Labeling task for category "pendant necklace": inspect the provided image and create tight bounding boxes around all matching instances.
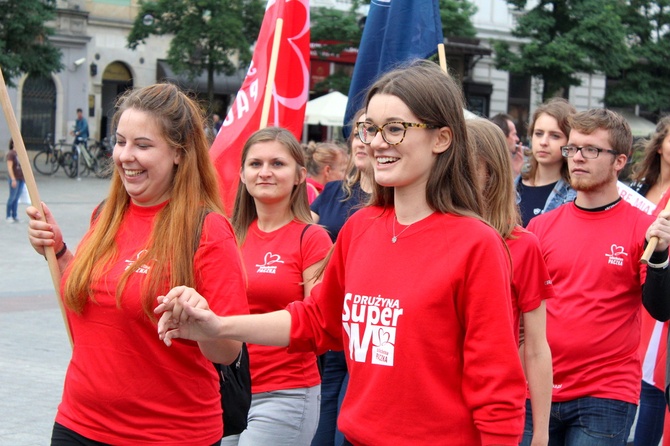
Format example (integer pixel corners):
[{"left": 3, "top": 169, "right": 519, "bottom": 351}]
[{"left": 392, "top": 216, "right": 412, "bottom": 243}]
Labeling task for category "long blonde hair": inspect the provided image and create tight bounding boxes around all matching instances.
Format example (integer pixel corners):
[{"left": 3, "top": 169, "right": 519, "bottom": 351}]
[
  {"left": 64, "top": 83, "right": 223, "bottom": 318},
  {"left": 468, "top": 119, "right": 520, "bottom": 239},
  {"left": 231, "top": 127, "right": 312, "bottom": 245}
]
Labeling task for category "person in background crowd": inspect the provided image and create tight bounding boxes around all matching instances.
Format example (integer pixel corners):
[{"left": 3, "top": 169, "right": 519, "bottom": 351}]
[
  {"left": 155, "top": 60, "right": 527, "bottom": 446},
  {"left": 221, "top": 127, "right": 332, "bottom": 446},
  {"left": 491, "top": 113, "right": 524, "bottom": 177},
  {"left": 516, "top": 98, "right": 577, "bottom": 227},
  {"left": 6, "top": 139, "right": 25, "bottom": 223},
  {"left": 630, "top": 116, "right": 670, "bottom": 446},
  {"left": 527, "top": 108, "right": 670, "bottom": 445},
  {"left": 303, "top": 141, "right": 348, "bottom": 204},
  {"left": 26, "top": 84, "right": 248, "bottom": 445},
  {"left": 469, "top": 118, "right": 554, "bottom": 446},
  {"left": 310, "top": 108, "right": 373, "bottom": 446},
  {"left": 213, "top": 114, "right": 223, "bottom": 134},
  {"left": 71, "top": 108, "right": 89, "bottom": 148}
]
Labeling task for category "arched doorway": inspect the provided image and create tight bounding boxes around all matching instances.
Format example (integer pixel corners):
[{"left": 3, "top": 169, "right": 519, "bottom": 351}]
[
  {"left": 100, "top": 61, "right": 133, "bottom": 140},
  {"left": 20, "top": 75, "right": 57, "bottom": 150}
]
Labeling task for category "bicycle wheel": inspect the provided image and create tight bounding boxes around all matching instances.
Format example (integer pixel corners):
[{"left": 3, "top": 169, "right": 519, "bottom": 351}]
[
  {"left": 33, "top": 150, "right": 58, "bottom": 175},
  {"left": 62, "top": 152, "right": 78, "bottom": 178},
  {"left": 93, "top": 151, "right": 113, "bottom": 178}
]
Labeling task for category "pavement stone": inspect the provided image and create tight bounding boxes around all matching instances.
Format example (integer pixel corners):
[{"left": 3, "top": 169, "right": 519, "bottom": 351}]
[{"left": 0, "top": 155, "right": 111, "bottom": 446}]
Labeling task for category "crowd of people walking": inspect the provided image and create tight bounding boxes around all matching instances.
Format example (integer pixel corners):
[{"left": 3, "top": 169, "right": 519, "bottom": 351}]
[{"left": 20, "top": 59, "right": 670, "bottom": 445}]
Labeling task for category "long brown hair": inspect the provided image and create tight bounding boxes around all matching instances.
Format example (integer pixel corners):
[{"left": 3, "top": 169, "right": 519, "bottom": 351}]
[
  {"left": 468, "top": 119, "right": 520, "bottom": 239},
  {"left": 365, "top": 60, "right": 482, "bottom": 218},
  {"left": 342, "top": 108, "right": 371, "bottom": 200},
  {"left": 522, "top": 97, "right": 575, "bottom": 183},
  {"left": 632, "top": 115, "right": 670, "bottom": 186},
  {"left": 231, "top": 127, "right": 311, "bottom": 245},
  {"left": 64, "top": 83, "right": 223, "bottom": 317}
]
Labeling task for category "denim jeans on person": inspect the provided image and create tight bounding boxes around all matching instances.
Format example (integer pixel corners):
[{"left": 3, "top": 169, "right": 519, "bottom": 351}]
[
  {"left": 547, "top": 396, "right": 636, "bottom": 446},
  {"left": 633, "top": 380, "right": 666, "bottom": 446},
  {"left": 311, "top": 351, "right": 348, "bottom": 446},
  {"left": 221, "top": 384, "right": 320, "bottom": 446},
  {"left": 6, "top": 178, "right": 25, "bottom": 219}
]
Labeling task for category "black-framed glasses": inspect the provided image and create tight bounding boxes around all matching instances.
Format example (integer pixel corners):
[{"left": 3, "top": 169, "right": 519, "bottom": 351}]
[
  {"left": 355, "top": 121, "right": 438, "bottom": 145},
  {"left": 561, "top": 145, "right": 618, "bottom": 159}
]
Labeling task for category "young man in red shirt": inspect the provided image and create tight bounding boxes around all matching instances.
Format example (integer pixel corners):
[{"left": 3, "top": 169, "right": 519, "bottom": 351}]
[{"left": 527, "top": 108, "right": 670, "bottom": 445}]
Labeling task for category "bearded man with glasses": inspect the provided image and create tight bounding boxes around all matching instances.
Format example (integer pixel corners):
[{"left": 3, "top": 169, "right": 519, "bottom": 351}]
[{"left": 526, "top": 108, "right": 670, "bottom": 445}]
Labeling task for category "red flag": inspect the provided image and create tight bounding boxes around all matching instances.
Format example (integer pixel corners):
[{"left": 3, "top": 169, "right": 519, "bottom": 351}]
[{"left": 210, "top": 0, "right": 310, "bottom": 216}]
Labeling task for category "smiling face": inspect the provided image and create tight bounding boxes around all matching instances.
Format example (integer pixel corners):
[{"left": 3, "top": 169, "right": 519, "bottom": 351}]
[
  {"left": 113, "top": 108, "right": 181, "bottom": 207},
  {"left": 365, "top": 94, "right": 446, "bottom": 192},
  {"left": 568, "top": 128, "right": 625, "bottom": 192},
  {"left": 240, "top": 140, "right": 305, "bottom": 206},
  {"left": 531, "top": 113, "right": 567, "bottom": 169}
]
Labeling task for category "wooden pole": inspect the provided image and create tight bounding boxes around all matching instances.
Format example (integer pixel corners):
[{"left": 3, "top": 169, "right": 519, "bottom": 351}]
[
  {"left": 438, "top": 43, "right": 447, "bottom": 73},
  {"left": 641, "top": 198, "right": 670, "bottom": 264},
  {"left": 0, "top": 68, "right": 73, "bottom": 347},
  {"left": 259, "top": 18, "right": 284, "bottom": 129}
]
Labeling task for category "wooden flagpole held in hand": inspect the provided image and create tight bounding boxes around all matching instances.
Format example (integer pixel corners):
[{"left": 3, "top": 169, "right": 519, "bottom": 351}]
[
  {"left": 641, "top": 198, "right": 670, "bottom": 264},
  {"left": 0, "top": 68, "right": 73, "bottom": 347},
  {"left": 259, "top": 18, "right": 284, "bottom": 129}
]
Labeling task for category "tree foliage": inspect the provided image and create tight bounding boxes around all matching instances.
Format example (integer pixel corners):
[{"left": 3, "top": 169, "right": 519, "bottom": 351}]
[
  {"left": 440, "top": 0, "right": 477, "bottom": 38},
  {"left": 0, "top": 0, "right": 63, "bottom": 87},
  {"left": 606, "top": 0, "right": 670, "bottom": 115},
  {"left": 127, "top": 0, "right": 264, "bottom": 108},
  {"left": 494, "top": 0, "right": 633, "bottom": 101}
]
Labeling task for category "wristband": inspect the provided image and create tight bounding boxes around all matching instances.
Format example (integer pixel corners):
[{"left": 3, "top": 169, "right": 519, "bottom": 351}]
[
  {"left": 647, "top": 257, "right": 669, "bottom": 269},
  {"left": 45, "top": 243, "right": 68, "bottom": 260}
]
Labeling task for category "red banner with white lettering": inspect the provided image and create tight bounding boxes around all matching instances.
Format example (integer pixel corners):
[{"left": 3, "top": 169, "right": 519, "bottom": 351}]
[{"left": 210, "top": 0, "right": 310, "bottom": 216}]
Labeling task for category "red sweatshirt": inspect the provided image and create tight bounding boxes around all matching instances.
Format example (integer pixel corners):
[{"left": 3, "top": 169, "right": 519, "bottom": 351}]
[{"left": 287, "top": 207, "right": 526, "bottom": 445}]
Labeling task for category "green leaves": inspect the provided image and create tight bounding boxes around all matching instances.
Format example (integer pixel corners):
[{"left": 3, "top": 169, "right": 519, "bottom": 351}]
[{"left": 0, "top": 0, "right": 63, "bottom": 87}]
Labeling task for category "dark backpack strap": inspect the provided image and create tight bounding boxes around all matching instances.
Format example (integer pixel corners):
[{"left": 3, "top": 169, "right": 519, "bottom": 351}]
[{"left": 299, "top": 223, "right": 312, "bottom": 259}]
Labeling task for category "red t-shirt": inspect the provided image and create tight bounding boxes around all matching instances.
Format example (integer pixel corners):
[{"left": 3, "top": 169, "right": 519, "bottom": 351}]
[
  {"left": 56, "top": 202, "right": 249, "bottom": 445},
  {"left": 528, "top": 201, "right": 654, "bottom": 404},
  {"left": 639, "top": 192, "right": 670, "bottom": 391},
  {"left": 242, "top": 220, "right": 332, "bottom": 393},
  {"left": 507, "top": 226, "right": 556, "bottom": 346},
  {"left": 287, "top": 207, "right": 526, "bottom": 445}
]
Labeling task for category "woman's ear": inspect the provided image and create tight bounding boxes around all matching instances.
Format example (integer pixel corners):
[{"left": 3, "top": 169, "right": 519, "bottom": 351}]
[
  {"left": 239, "top": 167, "right": 246, "bottom": 184},
  {"left": 296, "top": 166, "right": 307, "bottom": 185},
  {"left": 433, "top": 126, "right": 453, "bottom": 154}
]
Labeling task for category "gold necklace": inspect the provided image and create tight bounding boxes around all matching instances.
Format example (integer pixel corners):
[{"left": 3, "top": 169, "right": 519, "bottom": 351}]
[{"left": 392, "top": 216, "right": 412, "bottom": 243}]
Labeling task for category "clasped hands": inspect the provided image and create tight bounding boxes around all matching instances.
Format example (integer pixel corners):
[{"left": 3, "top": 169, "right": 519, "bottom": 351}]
[{"left": 154, "top": 286, "right": 221, "bottom": 346}]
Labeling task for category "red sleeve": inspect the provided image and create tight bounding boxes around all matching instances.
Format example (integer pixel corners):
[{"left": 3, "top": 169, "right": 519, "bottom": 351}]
[
  {"left": 195, "top": 213, "right": 249, "bottom": 317},
  {"left": 510, "top": 228, "right": 556, "bottom": 313},
  {"left": 300, "top": 224, "right": 332, "bottom": 270},
  {"left": 286, "top": 220, "right": 353, "bottom": 354}
]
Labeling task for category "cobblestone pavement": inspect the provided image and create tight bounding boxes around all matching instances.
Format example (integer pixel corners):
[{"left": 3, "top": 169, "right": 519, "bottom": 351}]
[{"left": 0, "top": 156, "right": 111, "bottom": 445}]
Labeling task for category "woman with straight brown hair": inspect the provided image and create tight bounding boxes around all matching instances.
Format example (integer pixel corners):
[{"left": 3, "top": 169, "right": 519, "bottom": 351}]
[
  {"left": 26, "top": 83, "right": 249, "bottom": 445},
  {"left": 225, "top": 127, "right": 332, "bottom": 446},
  {"left": 156, "top": 60, "right": 527, "bottom": 445},
  {"left": 469, "top": 118, "right": 554, "bottom": 446},
  {"left": 516, "top": 98, "right": 577, "bottom": 226}
]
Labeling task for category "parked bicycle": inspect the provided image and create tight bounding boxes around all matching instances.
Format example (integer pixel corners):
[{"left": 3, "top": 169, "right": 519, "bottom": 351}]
[
  {"left": 71, "top": 137, "right": 112, "bottom": 179},
  {"left": 33, "top": 134, "right": 77, "bottom": 178}
]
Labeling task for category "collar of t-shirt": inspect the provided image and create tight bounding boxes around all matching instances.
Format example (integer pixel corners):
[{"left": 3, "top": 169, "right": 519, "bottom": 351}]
[{"left": 574, "top": 197, "right": 622, "bottom": 212}]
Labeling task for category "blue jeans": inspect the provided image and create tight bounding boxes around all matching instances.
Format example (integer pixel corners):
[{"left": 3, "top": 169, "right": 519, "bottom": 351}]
[
  {"left": 633, "top": 380, "right": 666, "bottom": 446},
  {"left": 548, "top": 397, "right": 636, "bottom": 446},
  {"left": 6, "top": 178, "right": 25, "bottom": 219},
  {"left": 311, "top": 351, "right": 348, "bottom": 446},
  {"left": 221, "top": 385, "right": 320, "bottom": 446},
  {"left": 520, "top": 398, "right": 533, "bottom": 446}
]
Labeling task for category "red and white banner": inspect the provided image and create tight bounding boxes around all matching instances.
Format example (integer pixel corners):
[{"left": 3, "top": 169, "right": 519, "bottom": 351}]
[
  {"left": 210, "top": 0, "right": 310, "bottom": 215},
  {"left": 617, "top": 181, "right": 656, "bottom": 215}
]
